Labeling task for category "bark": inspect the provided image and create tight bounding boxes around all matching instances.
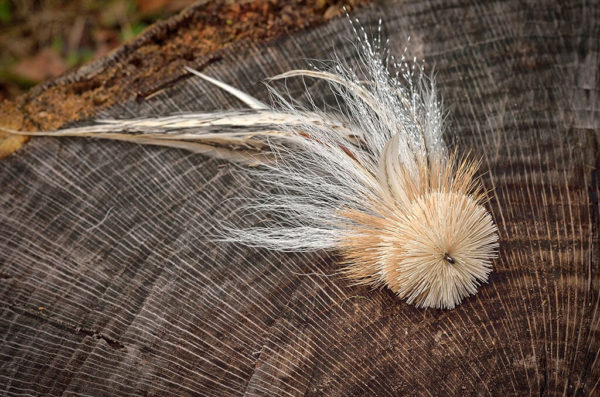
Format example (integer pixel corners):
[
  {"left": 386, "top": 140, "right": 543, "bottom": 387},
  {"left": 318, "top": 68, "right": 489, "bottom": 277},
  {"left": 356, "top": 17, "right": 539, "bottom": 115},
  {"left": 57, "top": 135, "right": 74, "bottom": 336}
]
[{"left": 0, "top": 0, "right": 598, "bottom": 395}]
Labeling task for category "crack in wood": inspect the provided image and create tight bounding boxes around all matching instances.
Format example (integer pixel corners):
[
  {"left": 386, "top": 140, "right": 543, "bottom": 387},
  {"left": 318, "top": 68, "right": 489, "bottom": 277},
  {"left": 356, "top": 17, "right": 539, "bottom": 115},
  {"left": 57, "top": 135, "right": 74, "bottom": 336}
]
[{"left": 6, "top": 303, "right": 126, "bottom": 350}]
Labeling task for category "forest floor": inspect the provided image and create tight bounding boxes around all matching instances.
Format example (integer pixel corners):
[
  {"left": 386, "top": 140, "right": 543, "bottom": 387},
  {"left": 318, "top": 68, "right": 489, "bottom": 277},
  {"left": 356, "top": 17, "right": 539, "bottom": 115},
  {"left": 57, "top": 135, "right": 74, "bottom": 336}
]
[
  {"left": 0, "top": 0, "right": 199, "bottom": 100},
  {"left": 0, "top": 0, "right": 366, "bottom": 158},
  {"left": 0, "top": 0, "right": 363, "bottom": 101}
]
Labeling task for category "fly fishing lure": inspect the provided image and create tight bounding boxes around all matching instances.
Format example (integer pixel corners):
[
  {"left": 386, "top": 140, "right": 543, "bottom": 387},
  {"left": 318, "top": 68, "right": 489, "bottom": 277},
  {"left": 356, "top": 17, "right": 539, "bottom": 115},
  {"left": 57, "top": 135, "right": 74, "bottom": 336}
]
[{"left": 3, "top": 22, "right": 498, "bottom": 309}]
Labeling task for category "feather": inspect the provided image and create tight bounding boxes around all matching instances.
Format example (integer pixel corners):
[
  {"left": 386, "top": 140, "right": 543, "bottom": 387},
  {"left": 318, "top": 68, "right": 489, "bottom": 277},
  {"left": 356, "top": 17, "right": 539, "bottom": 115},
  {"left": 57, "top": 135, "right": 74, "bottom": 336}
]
[
  {"left": 2, "top": 19, "right": 498, "bottom": 309},
  {"left": 183, "top": 66, "right": 269, "bottom": 110}
]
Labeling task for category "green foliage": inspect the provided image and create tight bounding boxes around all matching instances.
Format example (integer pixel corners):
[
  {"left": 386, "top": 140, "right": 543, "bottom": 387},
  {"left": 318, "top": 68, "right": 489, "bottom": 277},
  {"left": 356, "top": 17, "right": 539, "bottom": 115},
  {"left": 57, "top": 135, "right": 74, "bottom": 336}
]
[
  {"left": 120, "top": 21, "right": 147, "bottom": 41},
  {"left": 66, "top": 48, "right": 93, "bottom": 67},
  {"left": 0, "top": 0, "right": 12, "bottom": 24}
]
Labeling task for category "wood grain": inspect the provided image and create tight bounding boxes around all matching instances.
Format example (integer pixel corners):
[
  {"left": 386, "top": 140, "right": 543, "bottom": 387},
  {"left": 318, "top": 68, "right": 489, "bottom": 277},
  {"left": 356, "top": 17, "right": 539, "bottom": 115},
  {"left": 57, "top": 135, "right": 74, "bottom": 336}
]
[{"left": 0, "top": 0, "right": 598, "bottom": 395}]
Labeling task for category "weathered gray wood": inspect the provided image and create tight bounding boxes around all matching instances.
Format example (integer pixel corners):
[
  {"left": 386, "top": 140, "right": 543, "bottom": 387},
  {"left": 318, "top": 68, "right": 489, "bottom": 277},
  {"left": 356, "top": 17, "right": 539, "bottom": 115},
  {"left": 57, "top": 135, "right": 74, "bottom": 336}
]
[{"left": 1, "top": 0, "right": 598, "bottom": 395}]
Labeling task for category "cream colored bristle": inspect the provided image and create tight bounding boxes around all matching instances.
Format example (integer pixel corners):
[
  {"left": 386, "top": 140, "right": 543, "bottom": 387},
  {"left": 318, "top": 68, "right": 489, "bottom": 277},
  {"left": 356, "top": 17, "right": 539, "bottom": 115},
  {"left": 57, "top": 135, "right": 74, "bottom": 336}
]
[{"left": 340, "top": 155, "right": 498, "bottom": 309}]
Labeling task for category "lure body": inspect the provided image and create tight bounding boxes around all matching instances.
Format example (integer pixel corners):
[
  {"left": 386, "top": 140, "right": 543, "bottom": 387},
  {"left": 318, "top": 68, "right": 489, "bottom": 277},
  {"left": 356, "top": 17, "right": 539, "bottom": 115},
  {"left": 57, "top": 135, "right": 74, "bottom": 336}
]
[{"left": 3, "top": 25, "right": 498, "bottom": 309}]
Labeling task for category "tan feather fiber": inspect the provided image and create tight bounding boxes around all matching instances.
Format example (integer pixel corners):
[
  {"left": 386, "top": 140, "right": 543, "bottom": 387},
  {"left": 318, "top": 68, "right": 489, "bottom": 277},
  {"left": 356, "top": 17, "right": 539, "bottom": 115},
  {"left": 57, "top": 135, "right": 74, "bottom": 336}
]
[{"left": 339, "top": 153, "right": 498, "bottom": 309}]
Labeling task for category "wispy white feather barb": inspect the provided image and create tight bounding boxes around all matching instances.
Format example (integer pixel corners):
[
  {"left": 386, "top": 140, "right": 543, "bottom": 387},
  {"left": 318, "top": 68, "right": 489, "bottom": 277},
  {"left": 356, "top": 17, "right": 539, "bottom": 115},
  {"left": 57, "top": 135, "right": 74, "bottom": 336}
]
[
  {"left": 3, "top": 22, "right": 445, "bottom": 252},
  {"left": 4, "top": 18, "right": 498, "bottom": 309},
  {"left": 224, "top": 23, "right": 446, "bottom": 251}
]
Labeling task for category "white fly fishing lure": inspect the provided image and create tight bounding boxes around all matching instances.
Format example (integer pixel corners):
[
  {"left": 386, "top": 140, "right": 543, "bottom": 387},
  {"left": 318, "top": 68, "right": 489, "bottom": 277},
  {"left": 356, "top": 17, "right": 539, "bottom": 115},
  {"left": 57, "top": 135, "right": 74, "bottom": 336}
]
[{"left": 3, "top": 21, "right": 498, "bottom": 309}]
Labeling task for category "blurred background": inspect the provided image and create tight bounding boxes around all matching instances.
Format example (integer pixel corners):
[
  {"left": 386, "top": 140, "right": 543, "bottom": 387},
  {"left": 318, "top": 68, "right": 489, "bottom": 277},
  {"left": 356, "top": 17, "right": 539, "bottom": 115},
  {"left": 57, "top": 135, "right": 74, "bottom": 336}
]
[{"left": 0, "top": 0, "right": 197, "bottom": 100}]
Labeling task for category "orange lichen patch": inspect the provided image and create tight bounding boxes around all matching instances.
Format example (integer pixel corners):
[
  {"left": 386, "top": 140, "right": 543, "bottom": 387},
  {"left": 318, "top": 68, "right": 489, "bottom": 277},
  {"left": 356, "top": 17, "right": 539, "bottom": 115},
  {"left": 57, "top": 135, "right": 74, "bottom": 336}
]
[
  {"left": 0, "top": 134, "right": 29, "bottom": 159},
  {"left": 0, "top": 100, "right": 29, "bottom": 159},
  {"left": 0, "top": 0, "right": 371, "bottom": 156}
]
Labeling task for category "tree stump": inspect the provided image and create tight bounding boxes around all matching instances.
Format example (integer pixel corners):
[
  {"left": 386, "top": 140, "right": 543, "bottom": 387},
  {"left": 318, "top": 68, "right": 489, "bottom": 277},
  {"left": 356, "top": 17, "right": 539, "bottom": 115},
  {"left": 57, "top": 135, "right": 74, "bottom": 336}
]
[{"left": 0, "top": 0, "right": 598, "bottom": 395}]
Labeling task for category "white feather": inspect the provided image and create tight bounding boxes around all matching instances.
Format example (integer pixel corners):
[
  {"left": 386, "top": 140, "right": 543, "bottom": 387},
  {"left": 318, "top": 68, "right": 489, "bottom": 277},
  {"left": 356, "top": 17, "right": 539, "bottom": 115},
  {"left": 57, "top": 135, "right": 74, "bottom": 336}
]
[{"left": 2, "top": 19, "right": 498, "bottom": 309}]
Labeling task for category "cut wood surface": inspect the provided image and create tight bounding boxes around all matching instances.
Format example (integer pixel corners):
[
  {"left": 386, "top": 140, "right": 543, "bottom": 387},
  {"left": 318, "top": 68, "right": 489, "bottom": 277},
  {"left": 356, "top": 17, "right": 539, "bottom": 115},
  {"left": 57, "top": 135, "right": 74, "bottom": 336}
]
[{"left": 0, "top": 0, "right": 598, "bottom": 395}]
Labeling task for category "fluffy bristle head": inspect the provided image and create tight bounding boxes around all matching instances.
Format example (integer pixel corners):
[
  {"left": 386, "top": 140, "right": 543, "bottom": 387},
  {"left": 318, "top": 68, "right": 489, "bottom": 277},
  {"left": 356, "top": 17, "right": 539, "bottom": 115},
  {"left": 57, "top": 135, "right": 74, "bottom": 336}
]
[
  {"left": 340, "top": 155, "right": 498, "bottom": 309},
  {"left": 383, "top": 191, "right": 498, "bottom": 309}
]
